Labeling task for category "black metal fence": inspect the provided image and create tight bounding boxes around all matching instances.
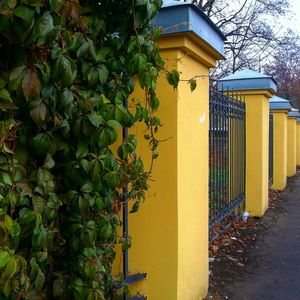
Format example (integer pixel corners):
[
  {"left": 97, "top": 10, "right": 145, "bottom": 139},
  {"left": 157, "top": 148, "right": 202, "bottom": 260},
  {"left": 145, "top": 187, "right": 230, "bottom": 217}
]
[
  {"left": 269, "top": 113, "right": 274, "bottom": 185},
  {"left": 113, "top": 100, "right": 147, "bottom": 300},
  {"left": 209, "top": 83, "right": 246, "bottom": 241}
]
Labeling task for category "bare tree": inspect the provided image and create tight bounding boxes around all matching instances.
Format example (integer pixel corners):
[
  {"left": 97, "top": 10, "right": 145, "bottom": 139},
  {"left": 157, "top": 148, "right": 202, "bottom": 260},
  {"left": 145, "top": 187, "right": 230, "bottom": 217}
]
[
  {"left": 184, "top": 0, "right": 294, "bottom": 77},
  {"left": 264, "top": 37, "right": 300, "bottom": 108}
]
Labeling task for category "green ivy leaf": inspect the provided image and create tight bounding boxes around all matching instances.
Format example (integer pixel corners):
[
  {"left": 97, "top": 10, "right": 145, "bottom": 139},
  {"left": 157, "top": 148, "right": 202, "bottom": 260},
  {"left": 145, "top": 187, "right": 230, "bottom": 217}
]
[
  {"left": 30, "top": 102, "right": 47, "bottom": 128},
  {"left": 80, "top": 159, "right": 90, "bottom": 174},
  {"left": 87, "top": 113, "right": 105, "bottom": 127},
  {"left": 34, "top": 269, "right": 45, "bottom": 293},
  {"left": 52, "top": 55, "right": 75, "bottom": 87},
  {"left": 81, "top": 182, "right": 93, "bottom": 193},
  {"left": 0, "top": 94, "right": 17, "bottom": 110},
  {"left": 2, "top": 172, "right": 12, "bottom": 186},
  {"left": 36, "top": 11, "right": 54, "bottom": 44},
  {"left": 11, "top": 222, "right": 20, "bottom": 247},
  {"left": 32, "top": 225, "right": 46, "bottom": 248},
  {"left": 166, "top": 70, "right": 180, "bottom": 89},
  {"left": 107, "top": 120, "right": 122, "bottom": 129},
  {"left": 0, "top": 251, "right": 10, "bottom": 268},
  {"left": 4, "top": 214, "right": 13, "bottom": 233},
  {"left": 74, "top": 278, "right": 84, "bottom": 299},
  {"left": 127, "top": 134, "right": 137, "bottom": 152},
  {"left": 117, "top": 144, "right": 127, "bottom": 160},
  {"left": 103, "top": 171, "right": 118, "bottom": 188},
  {"left": 0, "top": 88, "right": 12, "bottom": 102},
  {"left": 49, "top": 0, "right": 64, "bottom": 12},
  {"left": 22, "top": 0, "right": 45, "bottom": 7},
  {"left": 19, "top": 208, "right": 36, "bottom": 225},
  {"left": 3, "top": 280, "right": 11, "bottom": 297},
  {"left": 77, "top": 41, "right": 90, "bottom": 58},
  {"left": 98, "top": 221, "right": 113, "bottom": 240},
  {"left": 60, "top": 56, "right": 74, "bottom": 87},
  {"left": 0, "top": 0, "right": 17, "bottom": 16},
  {"left": 94, "top": 197, "right": 105, "bottom": 210},
  {"left": 61, "top": 88, "right": 74, "bottom": 107},
  {"left": 87, "top": 291, "right": 94, "bottom": 300},
  {"left": 189, "top": 79, "right": 197, "bottom": 92},
  {"left": 98, "top": 129, "right": 110, "bottom": 148},
  {"left": 149, "top": 96, "right": 159, "bottom": 111},
  {"left": 91, "top": 161, "right": 101, "bottom": 180},
  {"left": 135, "top": 0, "right": 147, "bottom": 6},
  {"left": 76, "top": 143, "right": 88, "bottom": 160},
  {"left": 33, "top": 196, "right": 45, "bottom": 213},
  {"left": 37, "top": 168, "right": 55, "bottom": 193},
  {"left": 134, "top": 11, "right": 146, "bottom": 29},
  {"left": 87, "top": 66, "right": 98, "bottom": 86},
  {"left": 33, "top": 133, "right": 51, "bottom": 156},
  {"left": 43, "top": 154, "right": 55, "bottom": 169},
  {"left": 53, "top": 277, "right": 65, "bottom": 298},
  {"left": 13, "top": 5, "right": 34, "bottom": 24},
  {"left": 131, "top": 53, "right": 147, "bottom": 73},
  {"left": 96, "top": 47, "right": 110, "bottom": 62},
  {"left": 0, "top": 77, "right": 6, "bottom": 89},
  {"left": 9, "top": 65, "right": 26, "bottom": 91},
  {"left": 87, "top": 38, "right": 97, "bottom": 61},
  {"left": 78, "top": 196, "right": 90, "bottom": 214},
  {"left": 3, "top": 256, "right": 17, "bottom": 279},
  {"left": 98, "top": 65, "right": 108, "bottom": 84}
]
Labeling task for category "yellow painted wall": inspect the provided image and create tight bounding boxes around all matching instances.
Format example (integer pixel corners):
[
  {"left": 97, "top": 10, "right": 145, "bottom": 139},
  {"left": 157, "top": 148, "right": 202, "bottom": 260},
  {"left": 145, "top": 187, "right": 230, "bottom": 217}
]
[
  {"left": 177, "top": 51, "right": 209, "bottom": 300},
  {"left": 297, "top": 124, "right": 300, "bottom": 167},
  {"left": 114, "top": 48, "right": 179, "bottom": 300},
  {"left": 238, "top": 91, "right": 272, "bottom": 217},
  {"left": 112, "top": 34, "right": 221, "bottom": 300},
  {"left": 287, "top": 117, "right": 297, "bottom": 176},
  {"left": 272, "top": 111, "right": 288, "bottom": 190}
]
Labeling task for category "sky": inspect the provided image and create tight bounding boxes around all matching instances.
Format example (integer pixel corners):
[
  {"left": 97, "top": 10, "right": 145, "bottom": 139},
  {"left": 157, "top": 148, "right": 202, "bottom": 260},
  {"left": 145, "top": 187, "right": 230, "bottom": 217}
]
[{"left": 284, "top": 0, "right": 300, "bottom": 34}]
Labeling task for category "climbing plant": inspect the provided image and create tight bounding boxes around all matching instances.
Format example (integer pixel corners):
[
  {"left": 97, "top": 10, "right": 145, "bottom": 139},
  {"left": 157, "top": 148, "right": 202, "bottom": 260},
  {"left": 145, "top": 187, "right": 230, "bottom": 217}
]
[{"left": 0, "top": 0, "right": 179, "bottom": 299}]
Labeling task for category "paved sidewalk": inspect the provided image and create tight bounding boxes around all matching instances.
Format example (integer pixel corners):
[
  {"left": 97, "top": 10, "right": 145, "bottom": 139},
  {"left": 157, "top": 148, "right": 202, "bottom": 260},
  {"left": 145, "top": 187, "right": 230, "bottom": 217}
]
[{"left": 223, "top": 172, "right": 300, "bottom": 300}]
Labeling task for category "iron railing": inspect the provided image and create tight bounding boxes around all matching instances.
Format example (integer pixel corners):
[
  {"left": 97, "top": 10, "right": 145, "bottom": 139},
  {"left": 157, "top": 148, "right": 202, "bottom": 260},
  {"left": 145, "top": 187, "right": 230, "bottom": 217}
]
[
  {"left": 269, "top": 113, "right": 274, "bottom": 185},
  {"left": 209, "top": 82, "right": 246, "bottom": 241}
]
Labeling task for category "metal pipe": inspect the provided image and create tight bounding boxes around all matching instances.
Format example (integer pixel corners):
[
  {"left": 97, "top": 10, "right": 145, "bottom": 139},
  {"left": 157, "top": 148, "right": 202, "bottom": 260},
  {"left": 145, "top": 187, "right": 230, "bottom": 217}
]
[{"left": 122, "top": 98, "right": 129, "bottom": 300}]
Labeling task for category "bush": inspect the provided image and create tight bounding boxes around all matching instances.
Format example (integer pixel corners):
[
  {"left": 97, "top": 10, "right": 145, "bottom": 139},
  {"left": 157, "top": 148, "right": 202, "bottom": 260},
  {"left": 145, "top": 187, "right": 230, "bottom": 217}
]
[{"left": 0, "top": 0, "right": 166, "bottom": 298}]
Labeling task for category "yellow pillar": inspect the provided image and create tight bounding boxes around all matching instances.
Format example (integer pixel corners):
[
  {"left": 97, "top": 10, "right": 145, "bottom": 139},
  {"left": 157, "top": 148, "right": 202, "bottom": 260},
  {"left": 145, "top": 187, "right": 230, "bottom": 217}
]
[
  {"left": 271, "top": 110, "right": 288, "bottom": 190},
  {"left": 287, "top": 116, "right": 297, "bottom": 176},
  {"left": 219, "top": 70, "right": 277, "bottom": 217},
  {"left": 297, "top": 120, "right": 300, "bottom": 167},
  {"left": 115, "top": 4, "right": 226, "bottom": 300},
  {"left": 244, "top": 91, "right": 273, "bottom": 216},
  {"left": 128, "top": 37, "right": 220, "bottom": 300}
]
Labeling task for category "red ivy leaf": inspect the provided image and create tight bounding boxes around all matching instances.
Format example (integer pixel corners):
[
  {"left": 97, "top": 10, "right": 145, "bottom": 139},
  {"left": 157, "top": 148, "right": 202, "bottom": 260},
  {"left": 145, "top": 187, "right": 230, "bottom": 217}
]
[{"left": 22, "top": 69, "right": 41, "bottom": 101}]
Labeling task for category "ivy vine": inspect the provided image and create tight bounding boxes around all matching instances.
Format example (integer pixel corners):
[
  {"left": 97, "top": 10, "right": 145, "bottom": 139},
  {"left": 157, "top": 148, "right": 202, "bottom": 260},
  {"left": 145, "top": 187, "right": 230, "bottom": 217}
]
[{"left": 0, "top": 0, "right": 180, "bottom": 299}]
